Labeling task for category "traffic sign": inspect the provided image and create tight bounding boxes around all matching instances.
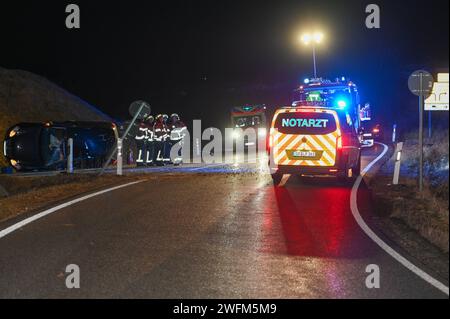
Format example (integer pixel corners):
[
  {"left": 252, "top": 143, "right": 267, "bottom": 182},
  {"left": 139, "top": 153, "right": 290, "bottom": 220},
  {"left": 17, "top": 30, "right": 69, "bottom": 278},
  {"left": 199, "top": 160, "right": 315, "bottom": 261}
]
[
  {"left": 408, "top": 70, "right": 434, "bottom": 192},
  {"left": 425, "top": 73, "right": 449, "bottom": 111},
  {"left": 129, "top": 100, "right": 151, "bottom": 120},
  {"left": 101, "top": 100, "right": 151, "bottom": 175},
  {"left": 408, "top": 70, "right": 434, "bottom": 98}
]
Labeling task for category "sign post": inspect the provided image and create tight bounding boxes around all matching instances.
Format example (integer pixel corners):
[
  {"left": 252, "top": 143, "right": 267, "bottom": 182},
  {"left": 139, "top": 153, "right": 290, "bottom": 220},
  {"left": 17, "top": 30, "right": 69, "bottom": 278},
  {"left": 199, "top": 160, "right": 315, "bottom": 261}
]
[
  {"left": 393, "top": 142, "right": 403, "bottom": 185},
  {"left": 428, "top": 111, "right": 432, "bottom": 138},
  {"left": 67, "top": 138, "right": 74, "bottom": 174},
  {"left": 99, "top": 101, "right": 151, "bottom": 175},
  {"left": 117, "top": 138, "right": 123, "bottom": 176},
  {"left": 392, "top": 124, "right": 397, "bottom": 143},
  {"left": 408, "top": 70, "right": 434, "bottom": 192}
]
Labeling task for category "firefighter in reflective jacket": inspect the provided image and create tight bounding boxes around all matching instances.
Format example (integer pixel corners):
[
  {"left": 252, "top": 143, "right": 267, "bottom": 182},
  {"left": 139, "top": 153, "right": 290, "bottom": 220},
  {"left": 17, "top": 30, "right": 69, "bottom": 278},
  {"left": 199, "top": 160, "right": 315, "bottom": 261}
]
[
  {"left": 162, "top": 114, "right": 172, "bottom": 163},
  {"left": 169, "top": 114, "right": 187, "bottom": 165},
  {"left": 135, "top": 120, "right": 148, "bottom": 166},
  {"left": 154, "top": 114, "right": 169, "bottom": 166},
  {"left": 144, "top": 115, "right": 155, "bottom": 165}
]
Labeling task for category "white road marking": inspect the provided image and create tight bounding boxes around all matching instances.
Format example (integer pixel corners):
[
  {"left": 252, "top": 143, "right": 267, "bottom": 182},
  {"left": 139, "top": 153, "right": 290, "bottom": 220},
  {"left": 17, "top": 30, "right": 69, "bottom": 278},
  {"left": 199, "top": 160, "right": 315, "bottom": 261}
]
[
  {"left": 0, "top": 181, "right": 144, "bottom": 240},
  {"left": 351, "top": 143, "right": 449, "bottom": 296},
  {"left": 279, "top": 174, "right": 291, "bottom": 187}
]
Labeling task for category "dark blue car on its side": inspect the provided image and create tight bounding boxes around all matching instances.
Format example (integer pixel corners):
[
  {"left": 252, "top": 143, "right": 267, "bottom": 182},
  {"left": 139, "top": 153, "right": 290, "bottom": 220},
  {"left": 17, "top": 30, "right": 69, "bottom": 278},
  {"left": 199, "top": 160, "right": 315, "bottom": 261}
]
[{"left": 3, "top": 121, "right": 118, "bottom": 171}]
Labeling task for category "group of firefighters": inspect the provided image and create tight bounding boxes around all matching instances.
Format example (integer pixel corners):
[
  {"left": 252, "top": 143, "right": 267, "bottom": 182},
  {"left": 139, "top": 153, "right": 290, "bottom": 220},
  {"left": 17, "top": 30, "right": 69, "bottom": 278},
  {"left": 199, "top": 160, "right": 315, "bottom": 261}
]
[{"left": 135, "top": 113, "right": 187, "bottom": 166}]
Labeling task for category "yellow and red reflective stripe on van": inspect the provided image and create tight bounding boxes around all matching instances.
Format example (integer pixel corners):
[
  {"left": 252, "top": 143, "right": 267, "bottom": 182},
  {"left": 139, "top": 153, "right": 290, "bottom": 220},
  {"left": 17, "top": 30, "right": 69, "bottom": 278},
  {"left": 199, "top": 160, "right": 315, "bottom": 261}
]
[{"left": 271, "top": 108, "right": 342, "bottom": 167}]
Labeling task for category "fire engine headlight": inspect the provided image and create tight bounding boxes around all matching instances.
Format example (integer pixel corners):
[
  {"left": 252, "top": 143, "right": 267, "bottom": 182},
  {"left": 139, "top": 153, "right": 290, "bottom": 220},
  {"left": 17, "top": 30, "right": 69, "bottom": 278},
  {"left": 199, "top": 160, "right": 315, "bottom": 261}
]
[{"left": 258, "top": 128, "right": 267, "bottom": 137}]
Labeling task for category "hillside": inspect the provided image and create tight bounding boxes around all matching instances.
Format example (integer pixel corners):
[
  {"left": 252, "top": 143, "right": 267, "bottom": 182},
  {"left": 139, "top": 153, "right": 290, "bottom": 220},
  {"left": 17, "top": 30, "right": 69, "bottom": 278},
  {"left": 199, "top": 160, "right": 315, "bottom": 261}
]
[{"left": 0, "top": 67, "right": 112, "bottom": 166}]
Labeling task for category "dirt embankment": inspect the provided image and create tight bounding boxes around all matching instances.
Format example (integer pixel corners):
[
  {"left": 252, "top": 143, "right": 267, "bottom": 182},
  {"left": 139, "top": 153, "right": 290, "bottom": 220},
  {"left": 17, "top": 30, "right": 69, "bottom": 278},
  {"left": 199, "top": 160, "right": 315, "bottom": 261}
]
[{"left": 0, "top": 66, "right": 112, "bottom": 166}]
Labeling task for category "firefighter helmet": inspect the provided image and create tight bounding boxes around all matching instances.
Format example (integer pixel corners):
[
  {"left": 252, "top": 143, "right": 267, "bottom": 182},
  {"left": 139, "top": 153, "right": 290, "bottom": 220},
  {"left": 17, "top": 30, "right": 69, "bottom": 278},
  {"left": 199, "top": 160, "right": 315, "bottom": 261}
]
[{"left": 171, "top": 113, "right": 180, "bottom": 121}]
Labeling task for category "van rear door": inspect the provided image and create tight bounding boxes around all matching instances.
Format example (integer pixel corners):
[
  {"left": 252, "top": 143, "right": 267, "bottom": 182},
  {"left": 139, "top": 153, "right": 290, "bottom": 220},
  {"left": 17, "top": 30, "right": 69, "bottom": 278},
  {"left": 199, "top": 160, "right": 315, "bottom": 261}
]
[{"left": 272, "top": 109, "right": 340, "bottom": 167}]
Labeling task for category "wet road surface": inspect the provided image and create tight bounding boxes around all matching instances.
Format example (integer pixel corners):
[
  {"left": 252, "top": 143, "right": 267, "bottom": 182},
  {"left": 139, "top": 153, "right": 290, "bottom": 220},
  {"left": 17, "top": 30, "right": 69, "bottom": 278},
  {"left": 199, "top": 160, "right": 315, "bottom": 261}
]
[{"left": 0, "top": 145, "right": 448, "bottom": 298}]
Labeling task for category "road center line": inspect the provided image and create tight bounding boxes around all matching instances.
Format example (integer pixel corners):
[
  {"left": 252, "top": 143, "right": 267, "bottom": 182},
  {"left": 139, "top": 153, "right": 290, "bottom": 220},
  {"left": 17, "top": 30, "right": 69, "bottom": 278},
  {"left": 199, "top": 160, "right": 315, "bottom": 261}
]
[
  {"left": 350, "top": 143, "right": 449, "bottom": 296},
  {"left": 0, "top": 181, "right": 144, "bottom": 240}
]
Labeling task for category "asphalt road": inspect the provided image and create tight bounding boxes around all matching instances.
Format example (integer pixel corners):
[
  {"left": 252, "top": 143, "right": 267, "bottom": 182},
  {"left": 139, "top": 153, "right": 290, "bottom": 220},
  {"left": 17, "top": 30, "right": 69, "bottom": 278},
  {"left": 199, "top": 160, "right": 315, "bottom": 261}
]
[{"left": 0, "top": 145, "right": 448, "bottom": 298}]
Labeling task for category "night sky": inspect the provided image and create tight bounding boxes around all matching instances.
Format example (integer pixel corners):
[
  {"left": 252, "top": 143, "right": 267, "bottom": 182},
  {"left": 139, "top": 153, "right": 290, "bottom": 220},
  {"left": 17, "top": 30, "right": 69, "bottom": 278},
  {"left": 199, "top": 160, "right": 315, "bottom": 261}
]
[{"left": 1, "top": 0, "right": 448, "bottom": 129}]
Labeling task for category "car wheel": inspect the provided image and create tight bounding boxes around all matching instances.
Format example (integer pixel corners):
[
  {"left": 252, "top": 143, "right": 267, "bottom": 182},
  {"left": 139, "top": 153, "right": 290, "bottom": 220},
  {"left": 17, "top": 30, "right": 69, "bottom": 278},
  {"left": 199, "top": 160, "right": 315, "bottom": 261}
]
[{"left": 271, "top": 173, "right": 283, "bottom": 186}]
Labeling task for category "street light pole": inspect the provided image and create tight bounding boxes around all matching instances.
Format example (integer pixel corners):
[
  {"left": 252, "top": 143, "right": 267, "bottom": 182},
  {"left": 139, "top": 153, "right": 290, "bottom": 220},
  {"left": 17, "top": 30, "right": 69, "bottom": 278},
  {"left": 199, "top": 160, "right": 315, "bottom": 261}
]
[
  {"left": 312, "top": 44, "right": 317, "bottom": 79},
  {"left": 301, "top": 32, "right": 323, "bottom": 80}
]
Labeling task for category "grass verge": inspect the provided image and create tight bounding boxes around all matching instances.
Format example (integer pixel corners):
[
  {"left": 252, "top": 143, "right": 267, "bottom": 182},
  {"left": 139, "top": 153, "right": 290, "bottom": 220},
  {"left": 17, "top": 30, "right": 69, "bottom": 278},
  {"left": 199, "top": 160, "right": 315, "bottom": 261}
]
[
  {"left": 371, "top": 131, "right": 449, "bottom": 253},
  {"left": 0, "top": 174, "right": 143, "bottom": 223}
]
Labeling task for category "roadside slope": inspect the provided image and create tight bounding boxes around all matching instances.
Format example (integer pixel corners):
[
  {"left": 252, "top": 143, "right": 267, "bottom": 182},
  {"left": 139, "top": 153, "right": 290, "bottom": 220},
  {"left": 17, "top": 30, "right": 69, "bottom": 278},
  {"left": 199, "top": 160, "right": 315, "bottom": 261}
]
[{"left": 0, "top": 66, "right": 113, "bottom": 166}]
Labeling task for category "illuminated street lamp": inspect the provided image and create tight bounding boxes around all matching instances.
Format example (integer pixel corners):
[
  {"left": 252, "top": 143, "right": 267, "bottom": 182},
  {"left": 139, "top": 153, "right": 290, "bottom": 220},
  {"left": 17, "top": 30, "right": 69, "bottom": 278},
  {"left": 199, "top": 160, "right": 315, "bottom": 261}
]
[{"left": 300, "top": 32, "right": 324, "bottom": 79}]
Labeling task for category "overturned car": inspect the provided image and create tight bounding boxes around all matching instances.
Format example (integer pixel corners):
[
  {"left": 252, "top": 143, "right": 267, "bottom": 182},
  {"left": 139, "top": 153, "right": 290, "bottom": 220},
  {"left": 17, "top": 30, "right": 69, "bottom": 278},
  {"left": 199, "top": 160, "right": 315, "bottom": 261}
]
[{"left": 3, "top": 121, "right": 118, "bottom": 171}]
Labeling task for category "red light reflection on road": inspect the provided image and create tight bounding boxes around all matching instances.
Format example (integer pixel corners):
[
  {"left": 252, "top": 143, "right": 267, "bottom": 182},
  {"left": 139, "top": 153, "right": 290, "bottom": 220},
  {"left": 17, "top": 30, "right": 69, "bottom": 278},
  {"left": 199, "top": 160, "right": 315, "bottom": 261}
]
[{"left": 260, "top": 177, "right": 375, "bottom": 258}]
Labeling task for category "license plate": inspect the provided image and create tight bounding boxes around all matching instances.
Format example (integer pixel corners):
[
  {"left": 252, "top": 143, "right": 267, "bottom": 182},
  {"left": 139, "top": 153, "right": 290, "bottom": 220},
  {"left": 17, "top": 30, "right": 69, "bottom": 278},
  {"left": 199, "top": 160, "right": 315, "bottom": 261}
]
[{"left": 293, "top": 150, "right": 316, "bottom": 158}]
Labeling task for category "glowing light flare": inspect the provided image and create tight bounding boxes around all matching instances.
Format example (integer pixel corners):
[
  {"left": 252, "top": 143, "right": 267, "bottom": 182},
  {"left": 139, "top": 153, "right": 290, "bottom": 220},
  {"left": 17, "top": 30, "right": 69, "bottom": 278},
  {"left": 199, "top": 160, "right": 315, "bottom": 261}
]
[
  {"left": 313, "top": 32, "right": 324, "bottom": 43},
  {"left": 301, "top": 33, "right": 312, "bottom": 45},
  {"left": 337, "top": 100, "right": 347, "bottom": 108},
  {"left": 300, "top": 32, "right": 324, "bottom": 45},
  {"left": 258, "top": 128, "right": 267, "bottom": 137}
]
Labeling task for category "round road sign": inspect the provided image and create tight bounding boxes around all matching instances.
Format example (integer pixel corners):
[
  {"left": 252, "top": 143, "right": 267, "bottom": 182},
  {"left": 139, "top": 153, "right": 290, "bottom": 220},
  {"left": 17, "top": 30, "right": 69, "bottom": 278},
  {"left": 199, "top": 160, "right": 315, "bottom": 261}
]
[
  {"left": 408, "top": 70, "right": 434, "bottom": 97},
  {"left": 129, "top": 100, "right": 151, "bottom": 120}
]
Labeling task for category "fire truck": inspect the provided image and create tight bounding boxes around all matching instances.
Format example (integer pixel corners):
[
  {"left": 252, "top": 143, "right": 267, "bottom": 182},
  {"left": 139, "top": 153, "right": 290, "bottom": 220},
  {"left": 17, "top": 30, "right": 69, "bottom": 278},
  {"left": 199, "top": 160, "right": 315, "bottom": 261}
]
[
  {"left": 292, "top": 77, "right": 373, "bottom": 147},
  {"left": 230, "top": 105, "right": 267, "bottom": 149},
  {"left": 231, "top": 105, "right": 267, "bottom": 129}
]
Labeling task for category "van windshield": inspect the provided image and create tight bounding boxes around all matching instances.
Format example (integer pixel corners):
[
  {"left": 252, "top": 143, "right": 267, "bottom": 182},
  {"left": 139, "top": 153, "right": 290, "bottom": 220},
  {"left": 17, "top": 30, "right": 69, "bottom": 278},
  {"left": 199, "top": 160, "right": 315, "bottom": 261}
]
[{"left": 274, "top": 112, "right": 337, "bottom": 135}]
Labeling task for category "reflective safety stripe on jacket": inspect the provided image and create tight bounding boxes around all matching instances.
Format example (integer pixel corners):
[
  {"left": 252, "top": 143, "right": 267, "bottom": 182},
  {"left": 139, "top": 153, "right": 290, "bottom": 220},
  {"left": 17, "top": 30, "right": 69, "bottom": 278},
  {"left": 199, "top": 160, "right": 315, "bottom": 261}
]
[
  {"left": 146, "top": 129, "right": 155, "bottom": 142},
  {"left": 135, "top": 125, "right": 148, "bottom": 141},
  {"left": 154, "top": 124, "right": 169, "bottom": 141},
  {"left": 170, "top": 126, "right": 187, "bottom": 141}
]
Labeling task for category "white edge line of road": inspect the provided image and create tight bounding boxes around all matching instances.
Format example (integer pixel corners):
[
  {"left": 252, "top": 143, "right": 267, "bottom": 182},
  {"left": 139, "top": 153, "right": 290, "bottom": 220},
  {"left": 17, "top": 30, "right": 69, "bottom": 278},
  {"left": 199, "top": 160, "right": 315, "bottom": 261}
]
[
  {"left": 351, "top": 142, "right": 449, "bottom": 296},
  {"left": 0, "top": 180, "right": 144, "bottom": 240}
]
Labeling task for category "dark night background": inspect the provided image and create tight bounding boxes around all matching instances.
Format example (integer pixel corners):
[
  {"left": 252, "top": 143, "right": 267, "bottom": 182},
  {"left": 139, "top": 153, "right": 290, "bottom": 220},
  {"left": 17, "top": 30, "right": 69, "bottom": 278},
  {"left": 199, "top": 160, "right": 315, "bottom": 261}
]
[{"left": 0, "top": 0, "right": 448, "bottom": 130}]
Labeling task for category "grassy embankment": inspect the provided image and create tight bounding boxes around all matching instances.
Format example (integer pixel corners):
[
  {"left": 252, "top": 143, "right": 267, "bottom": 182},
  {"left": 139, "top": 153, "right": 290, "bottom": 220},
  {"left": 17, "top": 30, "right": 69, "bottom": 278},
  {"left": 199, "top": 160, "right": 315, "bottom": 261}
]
[{"left": 371, "top": 129, "right": 449, "bottom": 252}]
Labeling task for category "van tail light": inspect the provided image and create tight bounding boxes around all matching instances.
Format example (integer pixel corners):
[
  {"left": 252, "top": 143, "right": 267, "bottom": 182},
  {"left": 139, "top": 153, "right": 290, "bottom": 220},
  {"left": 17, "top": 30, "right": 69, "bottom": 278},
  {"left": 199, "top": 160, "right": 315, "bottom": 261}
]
[
  {"left": 337, "top": 136, "right": 343, "bottom": 150},
  {"left": 266, "top": 133, "right": 273, "bottom": 154}
]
